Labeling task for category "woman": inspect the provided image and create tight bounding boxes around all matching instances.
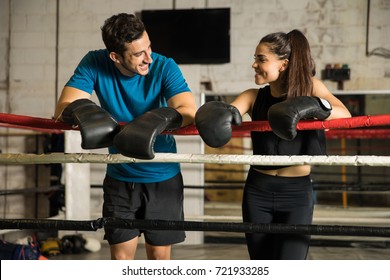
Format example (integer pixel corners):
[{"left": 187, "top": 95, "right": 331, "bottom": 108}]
[{"left": 195, "top": 29, "right": 351, "bottom": 259}]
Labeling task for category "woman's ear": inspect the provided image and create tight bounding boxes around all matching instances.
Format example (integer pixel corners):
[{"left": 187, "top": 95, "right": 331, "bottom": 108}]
[{"left": 279, "top": 59, "right": 289, "bottom": 72}]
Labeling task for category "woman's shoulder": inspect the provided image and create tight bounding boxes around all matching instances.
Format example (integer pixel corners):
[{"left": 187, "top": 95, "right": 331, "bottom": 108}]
[
  {"left": 236, "top": 88, "right": 261, "bottom": 105},
  {"left": 241, "top": 88, "right": 259, "bottom": 96},
  {"left": 312, "top": 76, "right": 328, "bottom": 90},
  {"left": 312, "top": 77, "right": 332, "bottom": 97},
  {"left": 241, "top": 85, "right": 269, "bottom": 96}
]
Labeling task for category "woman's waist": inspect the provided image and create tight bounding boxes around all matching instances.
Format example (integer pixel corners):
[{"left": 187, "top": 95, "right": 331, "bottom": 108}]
[{"left": 253, "top": 165, "right": 311, "bottom": 177}]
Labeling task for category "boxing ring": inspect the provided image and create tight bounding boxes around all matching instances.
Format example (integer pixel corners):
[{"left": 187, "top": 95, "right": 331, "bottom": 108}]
[{"left": 0, "top": 110, "right": 390, "bottom": 245}]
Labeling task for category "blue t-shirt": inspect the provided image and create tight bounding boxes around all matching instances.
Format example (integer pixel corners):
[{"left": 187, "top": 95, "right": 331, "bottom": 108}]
[{"left": 65, "top": 50, "right": 191, "bottom": 183}]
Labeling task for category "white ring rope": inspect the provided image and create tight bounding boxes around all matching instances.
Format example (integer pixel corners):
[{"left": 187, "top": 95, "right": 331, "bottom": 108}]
[{"left": 0, "top": 153, "right": 389, "bottom": 166}]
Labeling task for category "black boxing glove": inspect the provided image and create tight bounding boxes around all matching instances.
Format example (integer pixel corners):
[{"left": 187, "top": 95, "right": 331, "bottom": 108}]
[
  {"left": 267, "top": 96, "right": 332, "bottom": 141},
  {"left": 195, "top": 101, "right": 242, "bottom": 148},
  {"left": 113, "top": 107, "right": 183, "bottom": 159},
  {"left": 61, "top": 99, "right": 120, "bottom": 149},
  {"left": 60, "top": 235, "right": 86, "bottom": 254}
]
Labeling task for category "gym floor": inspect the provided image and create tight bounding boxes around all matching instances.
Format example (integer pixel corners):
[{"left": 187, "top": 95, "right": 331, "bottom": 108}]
[
  {"left": 49, "top": 242, "right": 390, "bottom": 260},
  {"left": 49, "top": 204, "right": 390, "bottom": 260}
]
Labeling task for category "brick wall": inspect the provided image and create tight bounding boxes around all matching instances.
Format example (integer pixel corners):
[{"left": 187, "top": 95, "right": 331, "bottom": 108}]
[{"left": 0, "top": 0, "right": 389, "bottom": 242}]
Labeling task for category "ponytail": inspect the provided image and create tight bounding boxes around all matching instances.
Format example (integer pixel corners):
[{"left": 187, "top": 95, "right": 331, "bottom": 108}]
[{"left": 285, "top": 29, "right": 315, "bottom": 98}]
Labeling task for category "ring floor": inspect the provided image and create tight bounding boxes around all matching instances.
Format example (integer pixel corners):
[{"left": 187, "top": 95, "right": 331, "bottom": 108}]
[
  {"left": 49, "top": 242, "right": 390, "bottom": 260},
  {"left": 49, "top": 204, "right": 390, "bottom": 260}
]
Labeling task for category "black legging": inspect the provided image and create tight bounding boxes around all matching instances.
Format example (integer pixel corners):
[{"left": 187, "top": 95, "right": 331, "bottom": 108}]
[{"left": 242, "top": 168, "right": 314, "bottom": 260}]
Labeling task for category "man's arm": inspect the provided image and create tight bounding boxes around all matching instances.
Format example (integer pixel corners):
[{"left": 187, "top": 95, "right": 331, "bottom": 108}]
[
  {"left": 54, "top": 86, "right": 92, "bottom": 121},
  {"left": 167, "top": 91, "right": 197, "bottom": 126},
  {"left": 54, "top": 86, "right": 119, "bottom": 149},
  {"left": 113, "top": 91, "right": 197, "bottom": 159}
]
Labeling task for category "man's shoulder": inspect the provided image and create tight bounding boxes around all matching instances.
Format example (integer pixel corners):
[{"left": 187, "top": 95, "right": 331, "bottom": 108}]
[
  {"left": 78, "top": 49, "right": 110, "bottom": 70},
  {"left": 151, "top": 52, "right": 176, "bottom": 66},
  {"left": 84, "top": 49, "right": 108, "bottom": 59},
  {"left": 150, "top": 52, "right": 179, "bottom": 75}
]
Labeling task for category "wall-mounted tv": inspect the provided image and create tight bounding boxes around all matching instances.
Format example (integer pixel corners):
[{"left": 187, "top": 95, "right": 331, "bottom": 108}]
[{"left": 141, "top": 8, "right": 230, "bottom": 64}]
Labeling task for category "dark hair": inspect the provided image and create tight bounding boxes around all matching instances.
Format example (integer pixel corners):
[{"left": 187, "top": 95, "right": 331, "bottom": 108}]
[
  {"left": 260, "top": 29, "right": 315, "bottom": 98},
  {"left": 101, "top": 13, "right": 145, "bottom": 56}
]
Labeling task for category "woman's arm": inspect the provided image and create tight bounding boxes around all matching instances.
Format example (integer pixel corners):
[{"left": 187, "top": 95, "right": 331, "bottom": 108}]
[
  {"left": 312, "top": 77, "right": 352, "bottom": 120},
  {"left": 230, "top": 88, "right": 258, "bottom": 118}
]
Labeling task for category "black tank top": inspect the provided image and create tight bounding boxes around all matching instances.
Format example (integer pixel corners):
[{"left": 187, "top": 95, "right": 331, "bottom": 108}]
[{"left": 251, "top": 86, "right": 327, "bottom": 170}]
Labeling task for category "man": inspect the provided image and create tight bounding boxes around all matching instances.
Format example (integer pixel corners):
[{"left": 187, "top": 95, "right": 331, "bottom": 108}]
[{"left": 54, "top": 13, "right": 196, "bottom": 260}]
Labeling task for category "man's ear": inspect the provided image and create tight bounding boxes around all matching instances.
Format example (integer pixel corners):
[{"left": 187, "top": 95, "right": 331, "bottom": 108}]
[{"left": 109, "top": 52, "right": 121, "bottom": 63}]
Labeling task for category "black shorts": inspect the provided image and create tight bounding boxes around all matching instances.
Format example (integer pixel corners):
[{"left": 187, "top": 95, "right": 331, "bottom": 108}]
[{"left": 102, "top": 173, "right": 186, "bottom": 246}]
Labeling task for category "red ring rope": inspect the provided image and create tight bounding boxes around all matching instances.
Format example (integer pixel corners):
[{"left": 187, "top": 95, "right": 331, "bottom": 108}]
[
  {"left": 0, "top": 113, "right": 72, "bottom": 133},
  {"left": 325, "top": 129, "right": 390, "bottom": 139},
  {"left": 176, "top": 115, "right": 390, "bottom": 136},
  {"left": 231, "top": 129, "right": 390, "bottom": 139},
  {"left": 0, "top": 112, "right": 389, "bottom": 138}
]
